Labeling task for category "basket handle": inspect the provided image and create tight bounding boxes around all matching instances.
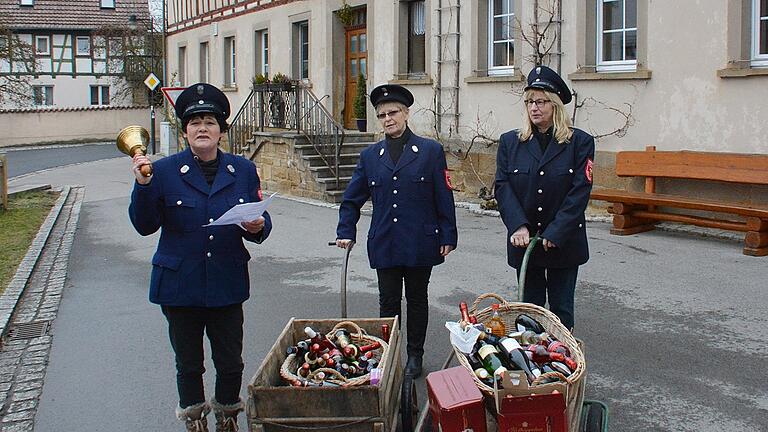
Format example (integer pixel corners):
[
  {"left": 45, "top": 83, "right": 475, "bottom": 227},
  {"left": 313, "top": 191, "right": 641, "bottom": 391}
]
[
  {"left": 309, "top": 367, "right": 348, "bottom": 383},
  {"left": 469, "top": 293, "right": 510, "bottom": 315},
  {"left": 328, "top": 320, "right": 367, "bottom": 342}
]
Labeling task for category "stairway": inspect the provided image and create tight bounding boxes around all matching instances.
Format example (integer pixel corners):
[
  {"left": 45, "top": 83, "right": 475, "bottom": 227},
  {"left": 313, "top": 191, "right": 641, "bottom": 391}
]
[{"left": 294, "top": 131, "right": 377, "bottom": 203}]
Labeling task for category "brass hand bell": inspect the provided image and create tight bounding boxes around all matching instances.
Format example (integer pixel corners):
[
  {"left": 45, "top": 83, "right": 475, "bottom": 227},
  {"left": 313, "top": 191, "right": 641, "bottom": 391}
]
[{"left": 116, "top": 126, "right": 153, "bottom": 177}]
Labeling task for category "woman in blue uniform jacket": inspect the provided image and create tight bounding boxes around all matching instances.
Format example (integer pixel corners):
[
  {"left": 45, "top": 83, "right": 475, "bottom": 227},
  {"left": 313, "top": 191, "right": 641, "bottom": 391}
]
[
  {"left": 495, "top": 66, "right": 595, "bottom": 331},
  {"left": 336, "top": 84, "right": 458, "bottom": 378},
  {"left": 129, "top": 83, "right": 271, "bottom": 431}
]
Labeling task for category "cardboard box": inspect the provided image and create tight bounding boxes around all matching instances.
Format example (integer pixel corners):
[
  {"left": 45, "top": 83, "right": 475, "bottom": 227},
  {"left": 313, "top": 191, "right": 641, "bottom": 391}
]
[
  {"left": 427, "top": 366, "right": 487, "bottom": 432},
  {"left": 494, "top": 371, "right": 567, "bottom": 432}
]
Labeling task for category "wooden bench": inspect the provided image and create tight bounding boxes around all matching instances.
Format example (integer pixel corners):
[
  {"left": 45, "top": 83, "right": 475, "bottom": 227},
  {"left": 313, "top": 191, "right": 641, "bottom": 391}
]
[
  {"left": 0, "top": 154, "right": 7, "bottom": 210},
  {"left": 591, "top": 146, "right": 768, "bottom": 256}
]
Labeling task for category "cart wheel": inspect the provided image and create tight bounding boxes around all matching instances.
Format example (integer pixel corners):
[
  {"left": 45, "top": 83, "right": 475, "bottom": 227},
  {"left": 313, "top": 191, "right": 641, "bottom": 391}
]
[
  {"left": 400, "top": 376, "right": 418, "bottom": 432},
  {"left": 581, "top": 400, "right": 608, "bottom": 432}
]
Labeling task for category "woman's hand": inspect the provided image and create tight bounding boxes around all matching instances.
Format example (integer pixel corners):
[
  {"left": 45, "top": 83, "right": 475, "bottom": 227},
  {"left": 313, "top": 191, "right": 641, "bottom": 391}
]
[
  {"left": 336, "top": 239, "right": 353, "bottom": 249},
  {"left": 541, "top": 238, "right": 557, "bottom": 251},
  {"left": 510, "top": 225, "right": 530, "bottom": 248},
  {"left": 241, "top": 216, "right": 265, "bottom": 234},
  {"left": 440, "top": 245, "right": 454, "bottom": 257},
  {"left": 132, "top": 154, "right": 152, "bottom": 185}
]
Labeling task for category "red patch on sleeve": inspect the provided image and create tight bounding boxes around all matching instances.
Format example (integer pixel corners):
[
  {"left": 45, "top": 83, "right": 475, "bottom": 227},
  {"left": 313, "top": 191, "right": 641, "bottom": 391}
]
[
  {"left": 585, "top": 159, "right": 594, "bottom": 184},
  {"left": 257, "top": 188, "right": 263, "bottom": 200},
  {"left": 444, "top": 169, "right": 454, "bottom": 190}
]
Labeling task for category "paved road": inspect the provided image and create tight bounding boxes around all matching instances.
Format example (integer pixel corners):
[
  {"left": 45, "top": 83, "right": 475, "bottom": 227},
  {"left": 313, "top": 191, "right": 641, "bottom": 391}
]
[
  {"left": 8, "top": 156, "right": 768, "bottom": 432},
  {"left": 2, "top": 143, "right": 122, "bottom": 179}
]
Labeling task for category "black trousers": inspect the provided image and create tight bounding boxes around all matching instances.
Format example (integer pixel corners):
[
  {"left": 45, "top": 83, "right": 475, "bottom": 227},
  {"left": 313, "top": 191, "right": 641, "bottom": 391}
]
[
  {"left": 376, "top": 266, "right": 432, "bottom": 357},
  {"left": 517, "top": 265, "right": 578, "bottom": 330},
  {"left": 161, "top": 304, "right": 244, "bottom": 408}
]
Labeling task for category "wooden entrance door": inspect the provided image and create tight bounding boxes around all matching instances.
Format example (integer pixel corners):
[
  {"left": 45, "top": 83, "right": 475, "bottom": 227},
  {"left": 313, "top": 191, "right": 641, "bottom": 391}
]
[{"left": 344, "top": 27, "right": 368, "bottom": 129}]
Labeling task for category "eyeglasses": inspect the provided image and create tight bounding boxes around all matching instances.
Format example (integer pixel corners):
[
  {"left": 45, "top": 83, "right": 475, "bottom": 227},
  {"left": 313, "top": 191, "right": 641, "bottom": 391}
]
[
  {"left": 376, "top": 109, "right": 401, "bottom": 120},
  {"left": 524, "top": 99, "right": 551, "bottom": 108}
]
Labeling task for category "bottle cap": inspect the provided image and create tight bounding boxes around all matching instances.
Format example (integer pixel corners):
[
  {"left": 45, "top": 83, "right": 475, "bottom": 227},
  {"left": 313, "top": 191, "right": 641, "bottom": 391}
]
[
  {"left": 304, "top": 326, "right": 317, "bottom": 338},
  {"left": 492, "top": 303, "right": 499, "bottom": 310}
]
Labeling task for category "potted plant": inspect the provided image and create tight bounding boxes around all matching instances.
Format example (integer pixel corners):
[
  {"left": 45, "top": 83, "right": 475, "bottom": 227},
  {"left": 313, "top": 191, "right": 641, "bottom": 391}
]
[
  {"left": 269, "top": 72, "right": 291, "bottom": 128},
  {"left": 353, "top": 73, "right": 367, "bottom": 132},
  {"left": 335, "top": 2, "right": 354, "bottom": 26}
]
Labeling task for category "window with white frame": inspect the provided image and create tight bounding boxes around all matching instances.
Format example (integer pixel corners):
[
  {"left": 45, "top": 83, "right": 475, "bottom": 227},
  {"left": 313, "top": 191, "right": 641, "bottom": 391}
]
[
  {"left": 407, "top": 1, "right": 426, "bottom": 74},
  {"left": 597, "top": 0, "right": 637, "bottom": 72},
  {"left": 753, "top": 0, "right": 768, "bottom": 66},
  {"left": 90, "top": 85, "right": 110, "bottom": 105},
  {"left": 76, "top": 36, "right": 90, "bottom": 56},
  {"left": 224, "top": 36, "right": 236, "bottom": 86},
  {"left": 488, "top": 0, "right": 515, "bottom": 75},
  {"left": 178, "top": 46, "right": 187, "bottom": 86},
  {"left": 35, "top": 35, "right": 50, "bottom": 56},
  {"left": 199, "top": 42, "right": 209, "bottom": 83},
  {"left": 101, "top": 0, "right": 115, "bottom": 8},
  {"left": 261, "top": 31, "right": 269, "bottom": 77},
  {"left": 33, "top": 85, "right": 53, "bottom": 105},
  {"left": 298, "top": 22, "right": 309, "bottom": 79}
]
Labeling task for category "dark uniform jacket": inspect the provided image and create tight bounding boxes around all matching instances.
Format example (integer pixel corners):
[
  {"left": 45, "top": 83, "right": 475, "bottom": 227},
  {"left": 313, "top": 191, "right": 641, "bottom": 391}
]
[
  {"left": 129, "top": 148, "right": 272, "bottom": 307},
  {"left": 337, "top": 134, "right": 458, "bottom": 269},
  {"left": 495, "top": 128, "right": 594, "bottom": 269}
]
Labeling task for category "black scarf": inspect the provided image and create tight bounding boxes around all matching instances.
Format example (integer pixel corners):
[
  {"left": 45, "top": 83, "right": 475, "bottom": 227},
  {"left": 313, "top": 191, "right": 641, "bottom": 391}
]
[{"left": 386, "top": 127, "right": 413, "bottom": 164}]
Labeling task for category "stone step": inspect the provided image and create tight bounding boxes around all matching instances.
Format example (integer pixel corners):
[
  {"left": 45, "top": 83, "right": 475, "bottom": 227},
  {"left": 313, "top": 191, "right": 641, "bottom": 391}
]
[
  {"left": 316, "top": 175, "right": 353, "bottom": 185},
  {"left": 302, "top": 153, "right": 360, "bottom": 167},
  {"left": 309, "top": 164, "right": 357, "bottom": 177}
]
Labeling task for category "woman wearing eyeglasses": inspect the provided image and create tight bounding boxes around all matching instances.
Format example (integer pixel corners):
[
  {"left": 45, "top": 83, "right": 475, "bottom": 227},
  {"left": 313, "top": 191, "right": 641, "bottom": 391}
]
[
  {"left": 336, "top": 84, "right": 458, "bottom": 378},
  {"left": 495, "top": 65, "right": 595, "bottom": 332}
]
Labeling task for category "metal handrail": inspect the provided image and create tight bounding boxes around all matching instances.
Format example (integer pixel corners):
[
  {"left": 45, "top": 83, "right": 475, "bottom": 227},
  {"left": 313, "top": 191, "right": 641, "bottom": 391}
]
[
  {"left": 227, "top": 81, "right": 345, "bottom": 187},
  {"left": 296, "top": 85, "right": 345, "bottom": 187}
]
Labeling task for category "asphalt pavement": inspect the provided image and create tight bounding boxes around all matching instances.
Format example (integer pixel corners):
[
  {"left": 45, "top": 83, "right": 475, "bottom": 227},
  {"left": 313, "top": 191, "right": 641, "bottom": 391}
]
[{"left": 5, "top": 151, "right": 768, "bottom": 432}]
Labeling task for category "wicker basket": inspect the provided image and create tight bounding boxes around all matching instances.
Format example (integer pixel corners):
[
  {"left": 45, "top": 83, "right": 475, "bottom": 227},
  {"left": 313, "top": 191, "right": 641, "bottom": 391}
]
[
  {"left": 280, "top": 320, "right": 389, "bottom": 387},
  {"left": 454, "top": 293, "right": 586, "bottom": 432}
]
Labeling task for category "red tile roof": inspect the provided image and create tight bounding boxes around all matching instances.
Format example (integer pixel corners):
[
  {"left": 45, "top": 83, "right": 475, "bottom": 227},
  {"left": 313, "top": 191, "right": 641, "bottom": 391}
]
[{"left": 0, "top": 0, "right": 151, "bottom": 31}]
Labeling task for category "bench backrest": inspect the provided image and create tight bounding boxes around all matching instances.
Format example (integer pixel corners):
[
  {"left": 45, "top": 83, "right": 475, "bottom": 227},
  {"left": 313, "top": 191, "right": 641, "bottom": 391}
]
[{"left": 616, "top": 150, "right": 768, "bottom": 185}]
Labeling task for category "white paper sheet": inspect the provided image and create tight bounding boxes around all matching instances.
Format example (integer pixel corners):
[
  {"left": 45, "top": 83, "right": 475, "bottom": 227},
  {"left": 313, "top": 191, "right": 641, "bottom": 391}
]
[{"left": 203, "top": 193, "right": 276, "bottom": 229}]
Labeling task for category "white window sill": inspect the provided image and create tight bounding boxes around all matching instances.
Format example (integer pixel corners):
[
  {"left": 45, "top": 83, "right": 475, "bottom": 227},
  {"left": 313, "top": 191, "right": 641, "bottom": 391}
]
[
  {"left": 464, "top": 72, "right": 524, "bottom": 84},
  {"left": 568, "top": 68, "right": 652, "bottom": 81},
  {"left": 717, "top": 66, "right": 768, "bottom": 78}
]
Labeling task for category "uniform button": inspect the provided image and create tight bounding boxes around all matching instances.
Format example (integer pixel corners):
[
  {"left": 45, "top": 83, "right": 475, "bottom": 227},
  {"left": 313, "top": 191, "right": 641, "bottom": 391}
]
[
  {"left": 537, "top": 222, "right": 542, "bottom": 227},
  {"left": 435, "top": 229, "right": 439, "bottom": 233},
  {"left": 393, "top": 190, "right": 398, "bottom": 194},
  {"left": 371, "top": 181, "right": 376, "bottom": 185},
  {"left": 393, "top": 203, "right": 398, "bottom": 208},
  {"left": 537, "top": 207, "right": 543, "bottom": 211},
  {"left": 579, "top": 223, "right": 583, "bottom": 228},
  {"left": 513, "top": 169, "right": 519, "bottom": 173},
  {"left": 206, "top": 252, "right": 212, "bottom": 258},
  {"left": 176, "top": 200, "right": 182, "bottom": 205},
  {"left": 393, "top": 218, "right": 398, "bottom": 223},
  {"left": 420, "top": 176, "right": 424, "bottom": 181},
  {"left": 209, "top": 218, "right": 214, "bottom": 223},
  {"left": 539, "top": 171, "right": 545, "bottom": 176},
  {"left": 239, "top": 198, "right": 244, "bottom": 203},
  {"left": 569, "top": 169, "right": 574, "bottom": 173},
  {"left": 538, "top": 189, "right": 543, "bottom": 194},
  {"left": 209, "top": 235, "right": 214, "bottom": 240},
  {"left": 393, "top": 176, "right": 397, "bottom": 181}
]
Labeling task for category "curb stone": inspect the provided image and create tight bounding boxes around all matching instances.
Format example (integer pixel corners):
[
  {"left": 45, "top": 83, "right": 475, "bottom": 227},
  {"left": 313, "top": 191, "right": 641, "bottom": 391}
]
[{"left": 0, "top": 186, "right": 72, "bottom": 342}]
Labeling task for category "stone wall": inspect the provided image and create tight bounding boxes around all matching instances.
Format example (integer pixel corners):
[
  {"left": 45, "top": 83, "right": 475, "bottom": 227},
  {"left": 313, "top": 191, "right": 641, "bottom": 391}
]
[
  {"left": 0, "top": 106, "right": 157, "bottom": 147},
  {"left": 250, "top": 132, "right": 328, "bottom": 201}
]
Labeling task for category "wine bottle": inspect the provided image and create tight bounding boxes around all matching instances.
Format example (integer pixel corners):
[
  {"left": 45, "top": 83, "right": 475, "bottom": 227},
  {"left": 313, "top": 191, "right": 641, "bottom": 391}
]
[
  {"left": 487, "top": 303, "right": 507, "bottom": 337},
  {"left": 550, "top": 361, "right": 573, "bottom": 376},
  {"left": 515, "top": 314, "right": 545, "bottom": 333},
  {"left": 476, "top": 340, "right": 509, "bottom": 377},
  {"left": 304, "top": 326, "right": 337, "bottom": 351},
  {"left": 498, "top": 337, "right": 541, "bottom": 383},
  {"left": 520, "top": 330, "right": 539, "bottom": 345},
  {"left": 359, "top": 341, "right": 381, "bottom": 354},
  {"left": 381, "top": 324, "right": 390, "bottom": 342},
  {"left": 547, "top": 341, "right": 571, "bottom": 357},
  {"left": 459, "top": 301, "right": 472, "bottom": 325}
]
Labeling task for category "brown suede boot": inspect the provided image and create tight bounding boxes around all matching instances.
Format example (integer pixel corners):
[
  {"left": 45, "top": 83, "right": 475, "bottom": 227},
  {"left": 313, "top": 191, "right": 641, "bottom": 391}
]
[
  {"left": 176, "top": 401, "right": 210, "bottom": 432},
  {"left": 210, "top": 399, "right": 244, "bottom": 432}
]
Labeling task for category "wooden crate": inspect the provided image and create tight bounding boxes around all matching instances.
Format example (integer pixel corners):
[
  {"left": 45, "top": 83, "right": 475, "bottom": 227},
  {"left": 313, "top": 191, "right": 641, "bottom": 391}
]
[{"left": 247, "top": 317, "right": 403, "bottom": 432}]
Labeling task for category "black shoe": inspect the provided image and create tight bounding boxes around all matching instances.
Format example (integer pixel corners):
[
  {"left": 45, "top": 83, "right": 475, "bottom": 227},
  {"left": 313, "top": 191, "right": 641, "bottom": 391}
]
[{"left": 404, "top": 356, "right": 423, "bottom": 378}]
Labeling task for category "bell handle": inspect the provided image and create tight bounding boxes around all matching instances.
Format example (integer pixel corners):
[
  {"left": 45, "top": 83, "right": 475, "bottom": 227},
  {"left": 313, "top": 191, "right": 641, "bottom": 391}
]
[{"left": 139, "top": 163, "right": 153, "bottom": 177}]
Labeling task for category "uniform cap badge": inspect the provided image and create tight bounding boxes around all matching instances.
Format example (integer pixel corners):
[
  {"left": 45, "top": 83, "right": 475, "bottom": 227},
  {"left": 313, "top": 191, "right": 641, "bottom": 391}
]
[{"left": 196, "top": 85, "right": 205, "bottom": 95}]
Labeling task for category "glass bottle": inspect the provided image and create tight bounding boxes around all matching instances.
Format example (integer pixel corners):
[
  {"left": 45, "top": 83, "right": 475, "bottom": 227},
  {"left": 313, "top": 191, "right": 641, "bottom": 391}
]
[
  {"left": 487, "top": 303, "right": 507, "bottom": 337},
  {"left": 515, "top": 314, "right": 544, "bottom": 333},
  {"left": 497, "top": 337, "right": 541, "bottom": 384},
  {"left": 304, "top": 326, "right": 337, "bottom": 351},
  {"left": 476, "top": 340, "right": 509, "bottom": 377}
]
